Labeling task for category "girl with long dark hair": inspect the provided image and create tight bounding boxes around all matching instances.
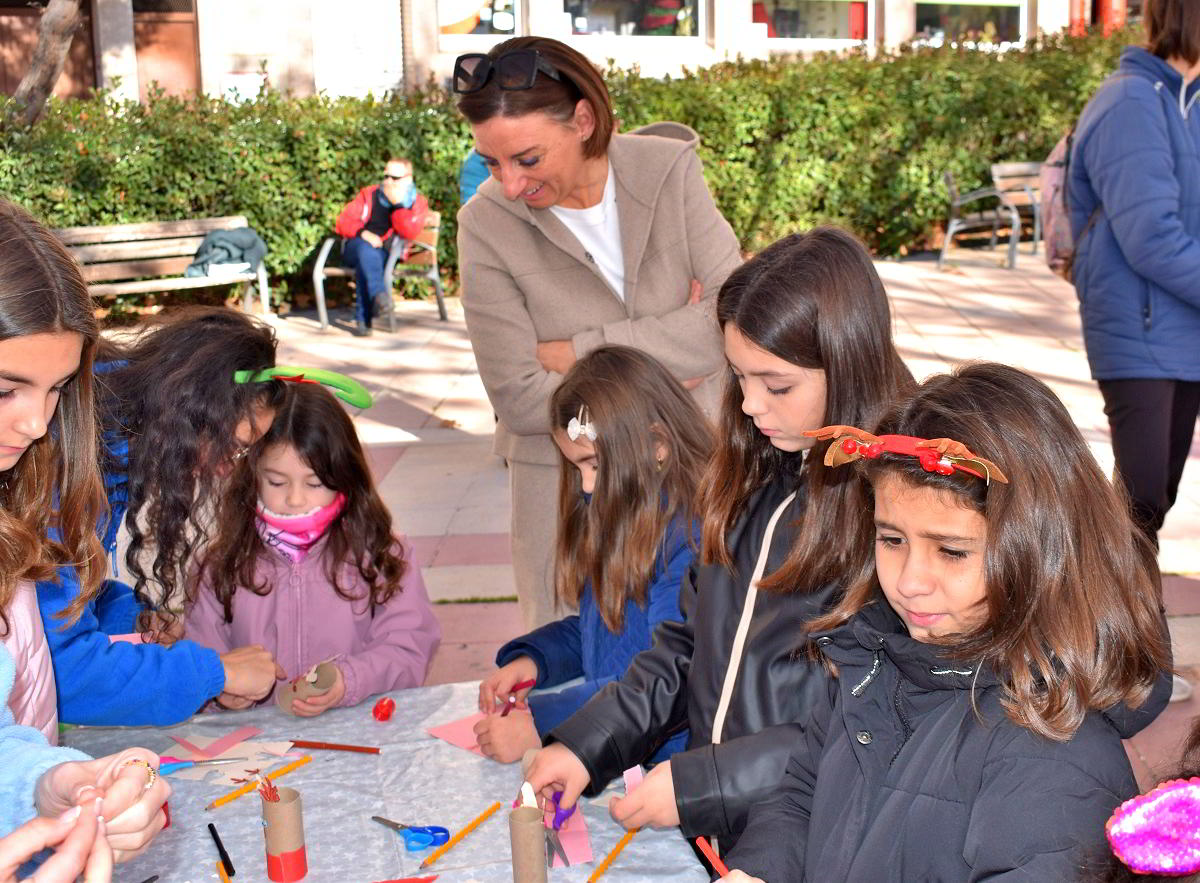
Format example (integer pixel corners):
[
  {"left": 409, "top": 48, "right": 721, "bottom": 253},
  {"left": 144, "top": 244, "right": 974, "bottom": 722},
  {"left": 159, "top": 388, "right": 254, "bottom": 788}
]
[
  {"left": 473, "top": 346, "right": 711, "bottom": 762},
  {"left": 186, "top": 381, "right": 440, "bottom": 713},
  {"left": 527, "top": 227, "right": 914, "bottom": 852}
]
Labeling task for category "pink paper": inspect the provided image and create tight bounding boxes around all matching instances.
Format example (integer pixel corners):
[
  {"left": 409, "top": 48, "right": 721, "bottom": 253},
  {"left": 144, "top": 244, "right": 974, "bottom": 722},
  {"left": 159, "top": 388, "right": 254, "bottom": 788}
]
[
  {"left": 427, "top": 712, "right": 485, "bottom": 756},
  {"left": 107, "top": 633, "right": 144, "bottom": 644},
  {"left": 623, "top": 765, "right": 645, "bottom": 794},
  {"left": 544, "top": 802, "right": 592, "bottom": 868},
  {"left": 169, "top": 725, "right": 261, "bottom": 758}
]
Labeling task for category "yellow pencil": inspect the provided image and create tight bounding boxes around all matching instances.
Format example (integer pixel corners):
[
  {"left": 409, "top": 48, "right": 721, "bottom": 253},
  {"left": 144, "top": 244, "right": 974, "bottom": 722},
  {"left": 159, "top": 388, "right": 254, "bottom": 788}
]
[
  {"left": 587, "top": 827, "right": 639, "bottom": 882},
  {"left": 203, "top": 754, "right": 313, "bottom": 811},
  {"left": 419, "top": 800, "right": 502, "bottom": 869},
  {"left": 217, "top": 860, "right": 232, "bottom": 883}
]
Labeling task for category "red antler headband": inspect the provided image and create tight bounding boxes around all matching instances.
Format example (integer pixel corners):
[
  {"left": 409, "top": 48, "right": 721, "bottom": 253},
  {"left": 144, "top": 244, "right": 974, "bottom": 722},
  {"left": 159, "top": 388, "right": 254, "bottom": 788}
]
[{"left": 802, "top": 425, "right": 1009, "bottom": 484}]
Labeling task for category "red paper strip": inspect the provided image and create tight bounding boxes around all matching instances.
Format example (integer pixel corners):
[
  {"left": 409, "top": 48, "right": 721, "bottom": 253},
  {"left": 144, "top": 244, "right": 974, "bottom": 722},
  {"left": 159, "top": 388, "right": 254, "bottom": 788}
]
[{"left": 169, "top": 725, "right": 262, "bottom": 759}]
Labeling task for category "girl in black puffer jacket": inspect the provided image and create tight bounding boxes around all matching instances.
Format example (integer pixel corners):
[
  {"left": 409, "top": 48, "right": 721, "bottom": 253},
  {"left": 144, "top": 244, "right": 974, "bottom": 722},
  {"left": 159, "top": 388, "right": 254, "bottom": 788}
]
[{"left": 724, "top": 363, "right": 1172, "bottom": 882}]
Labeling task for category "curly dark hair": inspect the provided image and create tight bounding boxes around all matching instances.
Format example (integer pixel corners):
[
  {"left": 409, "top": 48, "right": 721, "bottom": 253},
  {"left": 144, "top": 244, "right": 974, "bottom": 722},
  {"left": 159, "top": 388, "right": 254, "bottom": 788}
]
[
  {"left": 196, "top": 381, "right": 407, "bottom": 621},
  {"left": 96, "top": 306, "right": 283, "bottom": 611}
]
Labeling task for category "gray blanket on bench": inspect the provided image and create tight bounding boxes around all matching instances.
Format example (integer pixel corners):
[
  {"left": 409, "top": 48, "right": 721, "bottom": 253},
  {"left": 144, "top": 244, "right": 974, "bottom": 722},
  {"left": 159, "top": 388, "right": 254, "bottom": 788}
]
[{"left": 185, "top": 227, "right": 267, "bottom": 277}]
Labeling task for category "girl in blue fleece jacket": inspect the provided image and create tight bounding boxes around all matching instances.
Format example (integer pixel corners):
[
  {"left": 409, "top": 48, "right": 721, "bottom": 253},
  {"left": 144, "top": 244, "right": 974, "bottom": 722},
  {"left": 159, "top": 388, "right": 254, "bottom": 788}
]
[
  {"left": 38, "top": 308, "right": 288, "bottom": 726},
  {"left": 474, "top": 347, "right": 712, "bottom": 763}
]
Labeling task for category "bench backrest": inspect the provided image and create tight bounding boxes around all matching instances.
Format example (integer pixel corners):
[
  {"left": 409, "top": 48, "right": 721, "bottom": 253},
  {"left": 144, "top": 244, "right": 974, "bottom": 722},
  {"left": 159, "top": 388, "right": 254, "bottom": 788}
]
[
  {"left": 55, "top": 215, "right": 250, "bottom": 283},
  {"left": 991, "top": 162, "right": 1042, "bottom": 207}
]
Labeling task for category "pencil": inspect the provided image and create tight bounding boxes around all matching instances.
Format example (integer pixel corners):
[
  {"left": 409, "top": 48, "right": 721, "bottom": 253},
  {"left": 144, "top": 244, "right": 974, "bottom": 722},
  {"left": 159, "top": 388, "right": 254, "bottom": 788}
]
[
  {"left": 204, "top": 755, "right": 312, "bottom": 811},
  {"left": 695, "top": 836, "right": 730, "bottom": 876},
  {"left": 288, "top": 740, "right": 380, "bottom": 755},
  {"left": 216, "top": 861, "right": 232, "bottom": 883},
  {"left": 419, "top": 801, "right": 502, "bottom": 869},
  {"left": 587, "top": 827, "right": 639, "bottom": 882}
]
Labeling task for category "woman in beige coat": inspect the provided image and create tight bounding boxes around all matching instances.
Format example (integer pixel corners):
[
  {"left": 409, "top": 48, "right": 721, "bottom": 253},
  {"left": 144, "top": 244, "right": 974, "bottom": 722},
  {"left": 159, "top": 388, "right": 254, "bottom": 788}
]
[{"left": 455, "top": 36, "right": 741, "bottom": 629}]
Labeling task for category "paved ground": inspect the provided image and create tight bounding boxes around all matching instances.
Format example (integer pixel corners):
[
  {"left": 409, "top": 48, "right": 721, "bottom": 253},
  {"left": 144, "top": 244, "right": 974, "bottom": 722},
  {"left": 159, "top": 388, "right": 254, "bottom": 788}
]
[{"left": 269, "top": 241, "right": 1200, "bottom": 789}]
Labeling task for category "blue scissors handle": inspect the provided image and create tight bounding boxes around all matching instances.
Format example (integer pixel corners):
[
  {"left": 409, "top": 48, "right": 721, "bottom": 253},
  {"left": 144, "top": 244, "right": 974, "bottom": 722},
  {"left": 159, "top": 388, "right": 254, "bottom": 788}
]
[{"left": 399, "top": 825, "right": 449, "bottom": 852}]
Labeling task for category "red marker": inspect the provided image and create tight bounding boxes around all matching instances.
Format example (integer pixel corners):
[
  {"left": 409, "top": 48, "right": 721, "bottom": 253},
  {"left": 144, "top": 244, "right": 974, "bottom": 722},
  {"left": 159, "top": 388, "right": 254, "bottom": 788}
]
[
  {"left": 695, "top": 836, "right": 730, "bottom": 877},
  {"left": 500, "top": 679, "right": 537, "bottom": 717}
]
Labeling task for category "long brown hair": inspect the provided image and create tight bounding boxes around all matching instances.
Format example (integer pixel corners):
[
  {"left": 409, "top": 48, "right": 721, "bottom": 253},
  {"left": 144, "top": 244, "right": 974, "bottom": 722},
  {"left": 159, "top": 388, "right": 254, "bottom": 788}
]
[
  {"left": 457, "top": 36, "right": 614, "bottom": 159},
  {"left": 97, "top": 306, "right": 282, "bottom": 610},
  {"left": 196, "top": 382, "right": 407, "bottom": 621},
  {"left": 0, "top": 199, "right": 107, "bottom": 628},
  {"left": 700, "top": 227, "right": 915, "bottom": 595},
  {"left": 552, "top": 347, "right": 712, "bottom": 632},
  {"left": 809, "top": 363, "right": 1170, "bottom": 742}
]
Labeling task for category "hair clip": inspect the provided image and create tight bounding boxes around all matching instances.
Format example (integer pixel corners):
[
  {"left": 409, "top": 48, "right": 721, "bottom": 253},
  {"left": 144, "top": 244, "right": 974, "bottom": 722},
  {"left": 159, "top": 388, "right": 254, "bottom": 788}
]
[
  {"left": 1107, "top": 777, "right": 1200, "bottom": 876},
  {"left": 803, "top": 425, "right": 1008, "bottom": 484},
  {"left": 233, "top": 366, "right": 373, "bottom": 409},
  {"left": 565, "top": 405, "right": 597, "bottom": 442}
]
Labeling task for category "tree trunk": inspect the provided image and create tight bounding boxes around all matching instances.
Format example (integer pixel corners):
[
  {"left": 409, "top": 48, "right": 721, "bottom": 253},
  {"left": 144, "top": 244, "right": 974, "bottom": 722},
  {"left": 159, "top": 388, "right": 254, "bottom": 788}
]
[{"left": 6, "top": 0, "right": 83, "bottom": 128}]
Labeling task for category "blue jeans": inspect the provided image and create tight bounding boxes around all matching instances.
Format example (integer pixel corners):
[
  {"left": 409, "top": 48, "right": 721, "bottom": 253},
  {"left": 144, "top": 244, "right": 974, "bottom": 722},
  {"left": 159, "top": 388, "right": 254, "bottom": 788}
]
[{"left": 341, "top": 236, "right": 387, "bottom": 326}]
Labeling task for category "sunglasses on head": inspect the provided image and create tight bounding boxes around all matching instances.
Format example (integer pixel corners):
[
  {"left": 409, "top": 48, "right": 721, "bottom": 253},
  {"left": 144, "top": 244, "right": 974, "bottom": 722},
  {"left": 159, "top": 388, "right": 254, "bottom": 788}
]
[{"left": 452, "top": 49, "right": 563, "bottom": 95}]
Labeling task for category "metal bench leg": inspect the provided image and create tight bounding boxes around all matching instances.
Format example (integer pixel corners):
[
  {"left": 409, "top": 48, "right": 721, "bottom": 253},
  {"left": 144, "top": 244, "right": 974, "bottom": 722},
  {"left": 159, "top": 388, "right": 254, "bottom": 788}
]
[
  {"left": 1031, "top": 205, "right": 1042, "bottom": 256},
  {"left": 939, "top": 219, "right": 961, "bottom": 269},
  {"left": 429, "top": 267, "right": 447, "bottom": 321},
  {"left": 384, "top": 240, "right": 404, "bottom": 334},
  {"left": 1006, "top": 207, "right": 1020, "bottom": 269},
  {"left": 257, "top": 264, "right": 270, "bottom": 317},
  {"left": 312, "top": 238, "right": 336, "bottom": 331}
]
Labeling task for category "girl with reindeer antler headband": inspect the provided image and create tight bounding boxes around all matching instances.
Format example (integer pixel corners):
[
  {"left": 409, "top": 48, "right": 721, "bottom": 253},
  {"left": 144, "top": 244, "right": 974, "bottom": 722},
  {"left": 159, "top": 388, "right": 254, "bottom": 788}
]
[{"left": 721, "top": 363, "right": 1173, "bottom": 883}]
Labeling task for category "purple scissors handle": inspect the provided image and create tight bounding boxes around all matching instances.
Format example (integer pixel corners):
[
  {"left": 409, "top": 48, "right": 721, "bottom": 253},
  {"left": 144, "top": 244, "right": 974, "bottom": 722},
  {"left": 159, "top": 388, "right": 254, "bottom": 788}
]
[{"left": 550, "top": 791, "right": 575, "bottom": 830}]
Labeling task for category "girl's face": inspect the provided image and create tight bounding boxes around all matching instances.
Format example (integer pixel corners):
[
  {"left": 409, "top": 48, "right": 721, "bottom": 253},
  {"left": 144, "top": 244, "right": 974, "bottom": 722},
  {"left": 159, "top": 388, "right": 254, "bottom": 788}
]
[
  {"left": 724, "top": 324, "right": 827, "bottom": 452},
  {"left": 0, "top": 331, "right": 82, "bottom": 472},
  {"left": 553, "top": 429, "right": 598, "bottom": 494},
  {"left": 872, "top": 473, "right": 988, "bottom": 643},
  {"left": 257, "top": 443, "right": 337, "bottom": 515},
  {"left": 472, "top": 106, "right": 594, "bottom": 209}
]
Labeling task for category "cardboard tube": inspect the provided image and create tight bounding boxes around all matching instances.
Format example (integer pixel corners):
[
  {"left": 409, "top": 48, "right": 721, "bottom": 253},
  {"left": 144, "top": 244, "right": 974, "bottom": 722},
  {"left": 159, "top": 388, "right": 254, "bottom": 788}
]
[
  {"left": 262, "top": 787, "right": 307, "bottom": 881},
  {"left": 520, "top": 748, "right": 539, "bottom": 780},
  {"left": 509, "top": 806, "right": 546, "bottom": 883},
  {"left": 275, "top": 661, "right": 338, "bottom": 714}
]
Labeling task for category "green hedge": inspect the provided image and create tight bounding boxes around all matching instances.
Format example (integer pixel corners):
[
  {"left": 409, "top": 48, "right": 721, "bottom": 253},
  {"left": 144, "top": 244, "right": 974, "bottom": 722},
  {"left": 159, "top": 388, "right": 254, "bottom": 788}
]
[{"left": 0, "top": 26, "right": 1132, "bottom": 302}]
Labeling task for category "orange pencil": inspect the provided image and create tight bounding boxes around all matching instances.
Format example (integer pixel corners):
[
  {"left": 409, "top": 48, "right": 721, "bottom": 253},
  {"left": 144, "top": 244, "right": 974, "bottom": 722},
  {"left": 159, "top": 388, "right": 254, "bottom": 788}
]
[
  {"left": 419, "top": 801, "right": 502, "bottom": 869},
  {"left": 588, "top": 827, "right": 639, "bottom": 882},
  {"left": 216, "top": 861, "right": 232, "bottom": 883},
  {"left": 204, "top": 755, "right": 312, "bottom": 811}
]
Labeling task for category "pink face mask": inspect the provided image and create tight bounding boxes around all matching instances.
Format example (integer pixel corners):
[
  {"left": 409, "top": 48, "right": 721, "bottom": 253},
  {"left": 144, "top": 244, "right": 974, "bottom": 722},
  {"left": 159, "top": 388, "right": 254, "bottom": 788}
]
[{"left": 256, "top": 493, "right": 346, "bottom": 562}]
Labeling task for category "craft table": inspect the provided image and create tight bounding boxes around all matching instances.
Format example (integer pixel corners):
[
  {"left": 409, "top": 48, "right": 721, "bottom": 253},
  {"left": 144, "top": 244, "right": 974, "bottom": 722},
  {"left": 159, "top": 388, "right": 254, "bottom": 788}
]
[{"left": 61, "top": 681, "right": 709, "bottom": 883}]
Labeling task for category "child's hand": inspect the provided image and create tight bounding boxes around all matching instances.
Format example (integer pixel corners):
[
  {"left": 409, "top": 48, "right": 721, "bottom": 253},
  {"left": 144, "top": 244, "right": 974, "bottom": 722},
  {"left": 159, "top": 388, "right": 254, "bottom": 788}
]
[
  {"left": 722, "top": 873, "right": 765, "bottom": 883},
  {"left": 220, "top": 645, "right": 283, "bottom": 701},
  {"left": 141, "top": 610, "right": 185, "bottom": 645},
  {"left": 0, "top": 800, "right": 111, "bottom": 883},
  {"left": 35, "top": 748, "right": 171, "bottom": 863},
  {"left": 525, "top": 743, "right": 591, "bottom": 811},
  {"left": 608, "top": 760, "right": 679, "bottom": 829},
  {"left": 479, "top": 657, "right": 539, "bottom": 713},
  {"left": 473, "top": 708, "right": 541, "bottom": 763},
  {"left": 292, "top": 664, "right": 346, "bottom": 716}
]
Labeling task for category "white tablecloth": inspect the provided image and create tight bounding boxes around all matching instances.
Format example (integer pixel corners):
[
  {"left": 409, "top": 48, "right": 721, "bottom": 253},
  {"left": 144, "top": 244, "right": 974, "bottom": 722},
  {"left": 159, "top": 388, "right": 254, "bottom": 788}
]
[{"left": 62, "top": 681, "right": 708, "bottom": 883}]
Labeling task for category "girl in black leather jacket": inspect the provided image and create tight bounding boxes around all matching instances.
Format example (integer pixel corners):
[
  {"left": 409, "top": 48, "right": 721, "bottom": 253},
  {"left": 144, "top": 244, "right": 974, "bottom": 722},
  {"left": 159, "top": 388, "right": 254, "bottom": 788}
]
[{"left": 526, "top": 227, "right": 914, "bottom": 853}]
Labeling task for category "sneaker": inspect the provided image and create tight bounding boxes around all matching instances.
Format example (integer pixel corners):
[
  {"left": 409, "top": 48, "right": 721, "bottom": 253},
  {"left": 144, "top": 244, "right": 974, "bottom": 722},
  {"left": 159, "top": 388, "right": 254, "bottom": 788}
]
[
  {"left": 1170, "top": 674, "right": 1193, "bottom": 703},
  {"left": 351, "top": 322, "right": 373, "bottom": 338}
]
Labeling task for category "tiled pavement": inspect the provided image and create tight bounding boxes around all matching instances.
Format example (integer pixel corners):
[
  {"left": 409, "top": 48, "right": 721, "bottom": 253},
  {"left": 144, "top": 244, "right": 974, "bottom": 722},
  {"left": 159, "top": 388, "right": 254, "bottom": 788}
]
[{"left": 270, "top": 242, "right": 1200, "bottom": 788}]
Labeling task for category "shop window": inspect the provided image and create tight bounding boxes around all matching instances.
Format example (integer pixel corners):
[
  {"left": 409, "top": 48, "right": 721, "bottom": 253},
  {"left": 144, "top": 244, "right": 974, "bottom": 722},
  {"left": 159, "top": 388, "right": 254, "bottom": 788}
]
[
  {"left": 439, "top": 0, "right": 519, "bottom": 35},
  {"left": 565, "top": 1, "right": 699, "bottom": 36},
  {"left": 753, "top": 1, "right": 868, "bottom": 39},
  {"left": 915, "top": 2, "right": 1023, "bottom": 43}
]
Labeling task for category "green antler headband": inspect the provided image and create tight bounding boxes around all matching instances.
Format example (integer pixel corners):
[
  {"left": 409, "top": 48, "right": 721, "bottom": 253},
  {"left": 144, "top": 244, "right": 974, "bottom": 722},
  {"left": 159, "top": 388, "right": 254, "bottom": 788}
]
[{"left": 233, "top": 366, "right": 373, "bottom": 409}]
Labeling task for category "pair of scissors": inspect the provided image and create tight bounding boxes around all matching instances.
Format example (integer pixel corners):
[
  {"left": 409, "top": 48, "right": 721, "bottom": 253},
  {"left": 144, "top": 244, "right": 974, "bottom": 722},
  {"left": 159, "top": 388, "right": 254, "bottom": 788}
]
[
  {"left": 545, "top": 791, "right": 575, "bottom": 867},
  {"left": 158, "top": 757, "right": 248, "bottom": 775},
  {"left": 370, "top": 815, "right": 450, "bottom": 852}
]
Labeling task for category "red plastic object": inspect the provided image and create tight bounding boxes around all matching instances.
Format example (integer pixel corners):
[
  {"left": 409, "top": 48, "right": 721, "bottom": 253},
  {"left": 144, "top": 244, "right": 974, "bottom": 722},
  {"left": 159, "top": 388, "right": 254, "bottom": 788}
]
[
  {"left": 266, "top": 845, "right": 308, "bottom": 882},
  {"left": 161, "top": 800, "right": 170, "bottom": 829},
  {"left": 372, "top": 697, "right": 396, "bottom": 721}
]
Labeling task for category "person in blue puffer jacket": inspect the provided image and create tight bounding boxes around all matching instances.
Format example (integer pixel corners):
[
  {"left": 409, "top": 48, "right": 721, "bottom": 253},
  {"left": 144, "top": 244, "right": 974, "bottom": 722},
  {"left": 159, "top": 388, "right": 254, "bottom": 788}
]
[
  {"left": 472, "top": 347, "right": 712, "bottom": 764},
  {"left": 1068, "top": 0, "right": 1200, "bottom": 550}
]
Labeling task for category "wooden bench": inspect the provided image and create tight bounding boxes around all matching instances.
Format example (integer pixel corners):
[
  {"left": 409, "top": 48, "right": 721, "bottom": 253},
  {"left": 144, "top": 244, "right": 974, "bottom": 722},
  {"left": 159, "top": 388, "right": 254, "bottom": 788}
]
[
  {"left": 938, "top": 171, "right": 1021, "bottom": 269},
  {"left": 55, "top": 215, "right": 269, "bottom": 314},
  {"left": 990, "top": 161, "right": 1043, "bottom": 256},
  {"left": 312, "top": 210, "right": 447, "bottom": 333}
]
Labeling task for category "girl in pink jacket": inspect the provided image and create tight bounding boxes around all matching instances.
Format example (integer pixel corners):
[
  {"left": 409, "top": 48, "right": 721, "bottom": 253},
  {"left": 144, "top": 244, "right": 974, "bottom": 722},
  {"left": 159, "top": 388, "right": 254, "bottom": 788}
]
[{"left": 186, "top": 382, "right": 440, "bottom": 715}]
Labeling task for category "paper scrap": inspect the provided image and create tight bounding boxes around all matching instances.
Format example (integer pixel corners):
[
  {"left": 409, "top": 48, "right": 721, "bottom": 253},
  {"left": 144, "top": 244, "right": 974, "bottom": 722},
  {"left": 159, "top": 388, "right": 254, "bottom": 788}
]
[
  {"left": 107, "top": 633, "right": 144, "bottom": 644},
  {"left": 623, "top": 765, "right": 645, "bottom": 795},
  {"left": 371, "top": 877, "right": 438, "bottom": 883},
  {"left": 518, "top": 781, "right": 538, "bottom": 808},
  {"left": 544, "top": 800, "right": 591, "bottom": 868},
  {"left": 427, "top": 712, "right": 485, "bottom": 756},
  {"left": 170, "top": 725, "right": 261, "bottom": 758},
  {"left": 165, "top": 732, "right": 296, "bottom": 786}
]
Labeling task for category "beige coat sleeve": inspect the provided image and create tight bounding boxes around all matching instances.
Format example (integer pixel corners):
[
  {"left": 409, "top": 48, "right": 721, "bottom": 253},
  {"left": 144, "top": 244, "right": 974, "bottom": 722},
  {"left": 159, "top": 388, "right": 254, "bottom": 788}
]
[
  {"left": 458, "top": 209, "right": 561, "bottom": 437},
  {"left": 570, "top": 150, "right": 741, "bottom": 377}
]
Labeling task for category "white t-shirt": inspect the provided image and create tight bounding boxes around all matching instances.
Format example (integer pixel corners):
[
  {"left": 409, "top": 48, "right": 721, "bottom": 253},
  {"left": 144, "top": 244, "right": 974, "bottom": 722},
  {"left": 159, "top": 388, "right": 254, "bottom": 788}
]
[{"left": 550, "top": 163, "right": 625, "bottom": 300}]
